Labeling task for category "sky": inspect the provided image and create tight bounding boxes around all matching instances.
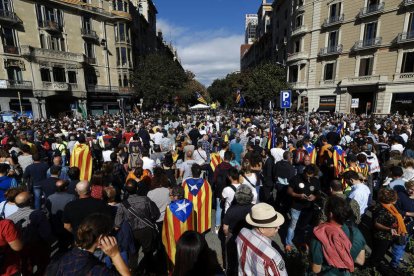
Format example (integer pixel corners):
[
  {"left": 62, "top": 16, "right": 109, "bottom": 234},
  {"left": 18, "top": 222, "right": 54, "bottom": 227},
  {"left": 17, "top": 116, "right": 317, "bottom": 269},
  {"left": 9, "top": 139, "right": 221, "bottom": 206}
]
[{"left": 154, "top": 0, "right": 261, "bottom": 87}]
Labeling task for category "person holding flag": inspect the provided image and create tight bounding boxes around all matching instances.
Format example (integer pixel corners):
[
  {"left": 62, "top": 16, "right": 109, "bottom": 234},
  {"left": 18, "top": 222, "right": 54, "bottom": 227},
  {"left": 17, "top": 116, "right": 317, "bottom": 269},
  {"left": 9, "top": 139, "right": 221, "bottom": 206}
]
[
  {"left": 70, "top": 134, "right": 92, "bottom": 181},
  {"left": 182, "top": 164, "right": 212, "bottom": 234},
  {"left": 304, "top": 136, "right": 317, "bottom": 164},
  {"left": 162, "top": 186, "right": 196, "bottom": 266},
  {"left": 332, "top": 144, "right": 347, "bottom": 178}
]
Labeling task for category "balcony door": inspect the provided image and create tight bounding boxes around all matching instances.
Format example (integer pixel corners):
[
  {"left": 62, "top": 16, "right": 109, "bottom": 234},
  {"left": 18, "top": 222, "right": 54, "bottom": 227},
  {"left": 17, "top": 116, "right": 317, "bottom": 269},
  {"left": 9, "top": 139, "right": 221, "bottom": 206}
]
[
  {"left": 82, "top": 16, "right": 92, "bottom": 31},
  {"left": 364, "top": 22, "right": 377, "bottom": 45},
  {"left": 0, "top": 0, "right": 11, "bottom": 12},
  {"left": 7, "top": 66, "right": 22, "bottom": 82},
  {"left": 329, "top": 2, "right": 341, "bottom": 19},
  {"left": 408, "top": 13, "right": 414, "bottom": 38},
  {"left": 328, "top": 31, "right": 338, "bottom": 50}
]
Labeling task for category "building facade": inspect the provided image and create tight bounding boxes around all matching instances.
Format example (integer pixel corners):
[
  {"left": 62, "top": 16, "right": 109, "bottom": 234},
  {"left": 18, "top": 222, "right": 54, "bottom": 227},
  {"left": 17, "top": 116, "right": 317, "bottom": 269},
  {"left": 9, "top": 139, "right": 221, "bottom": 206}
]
[
  {"left": 242, "top": 0, "right": 414, "bottom": 115},
  {"left": 0, "top": 0, "right": 160, "bottom": 118}
]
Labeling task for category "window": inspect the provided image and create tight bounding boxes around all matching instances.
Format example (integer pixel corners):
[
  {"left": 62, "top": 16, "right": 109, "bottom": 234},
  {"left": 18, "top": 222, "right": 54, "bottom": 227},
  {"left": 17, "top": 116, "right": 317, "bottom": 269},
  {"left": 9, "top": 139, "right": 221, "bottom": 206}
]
[
  {"left": 359, "top": 57, "right": 373, "bottom": 76},
  {"left": 36, "top": 5, "right": 63, "bottom": 27},
  {"left": 50, "top": 35, "right": 64, "bottom": 51},
  {"left": 121, "top": 47, "right": 127, "bottom": 65},
  {"left": 294, "top": 40, "right": 301, "bottom": 52},
  {"left": 68, "top": 71, "right": 77, "bottom": 83},
  {"left": 118, "top": 74, "right": 122, "bottom": 86},
  {"left": 401, "top": 52, "right": 414, "bottom": 73},
  {"left": 289, "top": 65, "right": 299, "bottom": 82},
  {"left": 40, "top": 68, "right": 51, "bottom": 82},
  {"left": 123, "top": 74, "right": 128, "bottom": 87},
  {"left": 328, "top": 31, "right": 338, "bottom": 48},
  {"left": 364, "top": 22, "right": 377, "bottom": 45},
  {"left": 324, "top": 63, "right": 335, "bottom": 80},
  {"left": 53, "top": 67, "right": 66, "bottom": 82},
  {"left": 113, "top": 0, "right": 127, "bottom": 12},
  {"left": 1, "top": 27, "right": 17, "bottom": 54},
  {"left": 84, "top": 42, "right": 94, "bottom": 58},
  {"left": 82, "top": 16, "right": 91, "bottom": 31},
  {"left": 116, "top": 48, "right": 120, "bottom": 66},
  {"left": 40, "top": 34, "right": 46, "bottom": 49},
  {"left": 329, "top": 2, "right": 341, "bottom": 19},
  {"left": 367, "top": 0, "right": 380, "bottom": 11},
  {"left": 0, "top": 0, "right": 11, "bottom": 12},
  {"left": 7, "top": 67, "right": 22, "bottom": 82},
  {"left": 86, "top": 69, "right": 97, "bottom": 85},
  {"left": 295, "top": 15, "right": 303, "bottom": 28},
  {"left": 115, "top": 22, "right": 129, "bottom": 42},
  {"left": 408, "top": 13, "right": 414, "bottom": 38}
]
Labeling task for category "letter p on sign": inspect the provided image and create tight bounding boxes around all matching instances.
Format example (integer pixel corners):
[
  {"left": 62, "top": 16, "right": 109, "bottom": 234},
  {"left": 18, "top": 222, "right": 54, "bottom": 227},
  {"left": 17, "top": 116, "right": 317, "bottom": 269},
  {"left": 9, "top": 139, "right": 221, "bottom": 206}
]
[{"left": 280, "top": 90, "right": 291, "bottom": 109}]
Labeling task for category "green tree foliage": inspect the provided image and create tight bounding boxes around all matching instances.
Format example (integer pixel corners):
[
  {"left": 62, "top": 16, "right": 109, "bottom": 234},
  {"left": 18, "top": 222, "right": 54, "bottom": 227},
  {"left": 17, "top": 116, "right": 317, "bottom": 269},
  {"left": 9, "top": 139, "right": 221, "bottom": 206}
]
[
  {"left": 208, "top": 62, "right": 289, "bottom": 108},
  {"left": 131, "top": 53, "right": 188, "bottom": 108},
  {"left": 177, "top": 71, "right": 208, "bottom": 105}
]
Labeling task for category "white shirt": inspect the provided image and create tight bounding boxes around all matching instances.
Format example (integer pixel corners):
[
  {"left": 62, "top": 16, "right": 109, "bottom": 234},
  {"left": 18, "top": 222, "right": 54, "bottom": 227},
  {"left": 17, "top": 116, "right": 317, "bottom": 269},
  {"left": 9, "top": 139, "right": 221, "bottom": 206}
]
[
  {"left": 102, "top": 150, "right": 113, "bottom": 162},
  {"left": 270, "top": 148, "right": 285, "bottom": 164},
  {"left": 142, "top": 156, "right": 155, "bottom": 173},
  {"left": 0, "top": 201, "right": 18, "bottom": 218},
  {"left": 192, "top": 148, "right": 207, "bottom": 165},
  {"left": 241, "top": 174, "right": 258, "bottom": 204},
  {"left": 180, "top": 159, "right": 197, "bottom": 179},
  {"left": 153, "top": 132, "right": 164, "bottom": 145},
  {"left": 348, "top": 182, "right": 371, "bottom": 215},
  {"left": 222, "top": 183, "right": 240, "bottom": 213}
]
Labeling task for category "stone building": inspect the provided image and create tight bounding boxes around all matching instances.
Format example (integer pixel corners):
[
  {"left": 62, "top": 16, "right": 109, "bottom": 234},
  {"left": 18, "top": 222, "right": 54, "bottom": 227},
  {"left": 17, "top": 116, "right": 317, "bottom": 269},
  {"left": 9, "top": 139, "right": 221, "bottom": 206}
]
[
  {"left": 242, "top": 0, "right": 414, "bottom": 114},
  {"left": 0, "top": 0, "right": 159, "bottom": 118}
]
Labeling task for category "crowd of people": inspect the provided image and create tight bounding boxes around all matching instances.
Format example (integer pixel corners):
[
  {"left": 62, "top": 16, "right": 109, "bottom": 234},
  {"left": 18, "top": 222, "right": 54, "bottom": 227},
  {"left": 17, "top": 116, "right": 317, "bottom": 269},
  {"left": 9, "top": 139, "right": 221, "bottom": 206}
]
[{"left": 0, "top": 109, "right": 413, "bottom": 276}]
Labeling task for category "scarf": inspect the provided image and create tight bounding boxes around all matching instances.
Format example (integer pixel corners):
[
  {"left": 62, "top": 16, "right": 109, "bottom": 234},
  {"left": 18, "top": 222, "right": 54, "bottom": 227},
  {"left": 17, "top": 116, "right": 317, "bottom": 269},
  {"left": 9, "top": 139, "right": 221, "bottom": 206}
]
[
  {"left": 313, "top": 222, "right": 354, "bottom": 272},
  {"left": 381, "top": 203, "right": 407, "bottom": 234}
]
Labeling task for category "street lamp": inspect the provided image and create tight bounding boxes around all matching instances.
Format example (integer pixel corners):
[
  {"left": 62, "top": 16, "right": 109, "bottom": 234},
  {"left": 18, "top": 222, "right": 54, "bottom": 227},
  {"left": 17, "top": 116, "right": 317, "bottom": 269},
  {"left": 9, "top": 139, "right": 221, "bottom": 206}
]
[{"left": 117, "top": 98, "right": 126, "bottom": 129}]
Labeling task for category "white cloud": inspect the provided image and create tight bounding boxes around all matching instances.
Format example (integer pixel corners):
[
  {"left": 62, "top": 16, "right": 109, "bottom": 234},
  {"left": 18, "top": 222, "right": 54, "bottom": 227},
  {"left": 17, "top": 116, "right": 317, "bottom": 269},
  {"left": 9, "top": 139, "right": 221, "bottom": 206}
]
[{"left": 157, "top": 19, "right": 243, "bottom": 87}]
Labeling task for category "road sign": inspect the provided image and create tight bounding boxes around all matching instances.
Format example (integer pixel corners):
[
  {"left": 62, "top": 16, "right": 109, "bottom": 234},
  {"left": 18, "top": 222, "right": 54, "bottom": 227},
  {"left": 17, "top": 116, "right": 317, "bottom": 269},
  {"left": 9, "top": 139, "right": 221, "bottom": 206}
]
[
  {"left": 280, "top": 90, "right": 292, "bottom": 109},
  {"left": 351, "top": 98, "right": 359, "bottom": 108}
]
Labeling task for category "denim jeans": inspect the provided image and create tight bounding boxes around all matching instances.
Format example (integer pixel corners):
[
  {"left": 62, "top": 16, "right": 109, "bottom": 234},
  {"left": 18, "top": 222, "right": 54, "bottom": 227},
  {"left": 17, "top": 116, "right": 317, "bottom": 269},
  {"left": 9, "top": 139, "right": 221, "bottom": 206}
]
[
  {"left": 285, "top": 208, "right": 301, "bottom": 246},
  {"left": 391, "top": 241, "right": 407, "bottom": 268},
  {"left": 33, "top": 186, "right": 42, "bottom": 210},
  {"left": 215, "top": 198, "right": 222, "bottom": 227}
]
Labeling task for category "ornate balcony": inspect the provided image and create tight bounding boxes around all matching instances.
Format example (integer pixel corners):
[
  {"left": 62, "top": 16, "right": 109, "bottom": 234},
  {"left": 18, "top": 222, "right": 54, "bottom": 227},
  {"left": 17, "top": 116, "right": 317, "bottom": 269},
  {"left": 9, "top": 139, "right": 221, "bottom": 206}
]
[
  {"left": 3, "top": 45, "right": 19, "bottom": 55},
  {"left": 319, "top": 80, "right": 336, "bottom": 87},
  {"left": 318, "top": 44, "right": 343, "bottom": 57},
  {"left": 87, "top": 85, "right": 119, "bottom": 93},
  {"left": 358, "top": 3, "right": 384, "bottom": 18},
  {"left": 20, "top": 45, "right": 86, "bottom": 63},
  {"left": 291, "top": 25, "right": 307, "bottom": 37},
  {"left": 352, "top": 37, "right": 382, "bottom": 51},
  {"left": 342, "top": 75, "right": 388, "bottom": 86},
  {"left": 287, "top": 52, "right": 309, "bottom": 62},
  {"left": 403, "top": 0, "right": 414, "bottom": 7},
  {"left": 288, "top": 81, "right": 307, "bottom": 89},
  {"left": 0, "top": 80, "right": 32, "bottom": 90},
  {"left": 393, "top": 73, "right": 414, "bottom": 82},
  {"left": 42, "top": 81, "right": 76, "bottom": 91},
  {"left": 81, "top": 28, "right": 99, "bottom": 40},
  {"left": 0, "top": 10, "right": 22, "bottom": 25},
  {"left": 397, "top": 32, "right": 414, "bottom": 44},
  {"left": 119, "top": 87, "right": 133, "bottom": 94},
  {"left": 38, "top": 20, "right": 63, "bottom": 32},
  {"left": 322, "top": 14, "right": 344, "bottom": 28}
]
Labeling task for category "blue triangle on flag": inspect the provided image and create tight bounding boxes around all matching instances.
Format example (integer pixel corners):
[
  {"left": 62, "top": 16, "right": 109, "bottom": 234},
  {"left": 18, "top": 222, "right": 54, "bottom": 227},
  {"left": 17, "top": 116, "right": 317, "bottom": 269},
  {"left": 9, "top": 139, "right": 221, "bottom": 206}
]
[
  {"left": 170, "top": 199, "right": 193, "bottom": 222},
  {"left": 185, "top": 178, "right": 204, "bottom": 196}
]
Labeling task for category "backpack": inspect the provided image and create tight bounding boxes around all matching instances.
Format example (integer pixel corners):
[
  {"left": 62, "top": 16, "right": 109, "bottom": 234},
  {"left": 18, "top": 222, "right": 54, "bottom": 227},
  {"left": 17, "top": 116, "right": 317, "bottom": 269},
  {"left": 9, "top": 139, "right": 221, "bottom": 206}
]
[{"left": 294, "top": 148, "right": 306, "bottom": 165}]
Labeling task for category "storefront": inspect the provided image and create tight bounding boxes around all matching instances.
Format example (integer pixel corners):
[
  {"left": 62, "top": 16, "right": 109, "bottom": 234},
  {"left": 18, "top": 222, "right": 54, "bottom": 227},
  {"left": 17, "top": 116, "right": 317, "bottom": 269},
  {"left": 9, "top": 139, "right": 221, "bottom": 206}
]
[
  {"left": 391, "top": 93, "right": 414, "bottom": 115},
  {"left": 317, "top": 96, "right": 336, "bottom": 113}
]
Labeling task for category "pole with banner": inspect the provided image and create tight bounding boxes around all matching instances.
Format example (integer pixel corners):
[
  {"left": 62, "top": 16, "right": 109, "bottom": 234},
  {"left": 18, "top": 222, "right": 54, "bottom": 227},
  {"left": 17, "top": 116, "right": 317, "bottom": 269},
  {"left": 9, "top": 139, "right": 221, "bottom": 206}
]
[{"left": 280, "top": 90, "right": 292, "bottom": 129}]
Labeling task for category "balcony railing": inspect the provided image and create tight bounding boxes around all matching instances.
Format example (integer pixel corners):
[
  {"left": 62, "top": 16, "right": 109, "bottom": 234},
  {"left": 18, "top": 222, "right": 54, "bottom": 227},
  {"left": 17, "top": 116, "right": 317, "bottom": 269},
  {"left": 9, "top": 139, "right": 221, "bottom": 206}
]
[
  {"left": 322, "top": 14, "right": 344, "bottom": 28},
  {"left": 78, "top": 4, "right": 112, "bottom": 17},
  {"left": 296, "top": 4, "right": 305, "bottom": 13},
  {"left": 42, "top": 81, "right": 73, "bottom": 91},
  {"left": 115, "top": 36, "right": 131, "bottom": 44},
  {"left": 319, "top": 44, "right": 343, "bottom": 56},
  {"left": 119, "top": 87, "right": 133, "bottom": 94},
  {"left": 0, "top": 10, "right": 22, "bottom": 24},
  {"left": 403, "top": 0, "right": 414, "bottom": 6},
  {"left": 86, "top": 57, "right": 96, "bottom": 64},
  {"left": 81, "top": 28, "right": 99, "bottom": 40},
  {"left": 320, "top": 80, "right": 336, "bottom": 86},
  {"left": 393, "top": 72, "right": 414, "bottom": 81},
  {"left": 38, "top": 20, "right": 62, "bottom": 32},
  {"left": 353, "top": 37, "right": 382, "bottom": 50},
  {"left": 0, "top": 80, "right": 32, "bottom": 89},
  {"left": 287, "top": 52, "right": 309, "bottom": 62},
  {"left": 288, "top": 81, "right": 307, "bottom": 89},
  {"left": 291, "top": 25, "right": 307, "bottom": 37},
  {"left": 87, "top": 85, "right": 119, "bottom": 93},
  {"left": 397, "top": 31, "right": 414, "bottom": 43},
  {"left": 358, "top": 3, "right": 384, "bottom": 18},
  {"left": 20, "top": 45, "right": 86, "bottom": 63},
  {"left": 3, "top": 45, "right": 19, "bottom": 55},
  {"left": 342, "top": 75, "right": 387, "bottom": 85}
]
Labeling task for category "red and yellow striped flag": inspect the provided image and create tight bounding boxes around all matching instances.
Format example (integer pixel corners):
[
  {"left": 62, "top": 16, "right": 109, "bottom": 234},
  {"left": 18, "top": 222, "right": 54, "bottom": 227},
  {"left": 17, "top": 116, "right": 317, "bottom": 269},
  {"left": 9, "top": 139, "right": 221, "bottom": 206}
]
[
  {"left": 70, "top": 143, "right": 92, "bottom": 181},
  {"left": 305, "top": 144, "right": 317, "bottom": 164},
  {"left": 333, "top": 145, "right": 347, "bottom": 178},
  {"left": 210, "top": 153, "right": 222, "bottom": 172},
  {"left": 162, "top": 199, "right": 195, "bottom": 264},
  {"left": 182, "top": 178, "right": 212, "bottom": 233}
]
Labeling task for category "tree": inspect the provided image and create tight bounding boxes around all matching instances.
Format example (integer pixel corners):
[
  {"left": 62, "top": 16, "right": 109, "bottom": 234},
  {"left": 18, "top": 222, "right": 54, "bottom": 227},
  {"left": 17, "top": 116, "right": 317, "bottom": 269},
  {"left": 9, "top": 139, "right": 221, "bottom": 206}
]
[
  {"left": 176, "top": 71, "right": 208, "bottom": 105},
  {"left": 130, "top": 53, "right": 187, "bottom": 108}
]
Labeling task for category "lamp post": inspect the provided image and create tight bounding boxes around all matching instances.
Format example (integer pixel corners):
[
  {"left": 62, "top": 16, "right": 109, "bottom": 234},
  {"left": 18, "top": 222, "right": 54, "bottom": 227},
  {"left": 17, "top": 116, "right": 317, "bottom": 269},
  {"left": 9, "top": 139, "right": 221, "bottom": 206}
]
[{"left": 117, "top": 98, "right": 126, "bottom": 129}]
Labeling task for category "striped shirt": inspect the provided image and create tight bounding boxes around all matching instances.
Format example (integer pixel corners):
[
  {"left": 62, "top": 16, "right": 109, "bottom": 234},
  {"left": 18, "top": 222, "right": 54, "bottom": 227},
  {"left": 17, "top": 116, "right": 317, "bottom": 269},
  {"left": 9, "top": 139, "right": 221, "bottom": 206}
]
[{"left": 237, "top": 228, "right": 287, "bottom": 276}]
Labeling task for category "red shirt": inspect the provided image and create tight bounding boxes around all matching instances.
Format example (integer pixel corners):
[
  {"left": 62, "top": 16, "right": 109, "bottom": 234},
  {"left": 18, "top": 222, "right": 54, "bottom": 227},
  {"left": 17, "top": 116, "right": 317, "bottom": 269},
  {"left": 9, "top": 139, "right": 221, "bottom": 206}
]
[
  {"left": 123, "top": 132, "right": 134, "bottom": 144},
  {"left": 0, "top": 219, "right": 20, "bottom": 276}
]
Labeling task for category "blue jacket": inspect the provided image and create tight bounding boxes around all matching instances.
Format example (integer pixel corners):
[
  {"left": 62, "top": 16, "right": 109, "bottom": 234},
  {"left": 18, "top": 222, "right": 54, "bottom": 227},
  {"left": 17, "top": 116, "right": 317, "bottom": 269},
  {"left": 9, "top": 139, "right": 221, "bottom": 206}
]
[{"left": 0, "top": 175, "right": 17, "bottom": 202}]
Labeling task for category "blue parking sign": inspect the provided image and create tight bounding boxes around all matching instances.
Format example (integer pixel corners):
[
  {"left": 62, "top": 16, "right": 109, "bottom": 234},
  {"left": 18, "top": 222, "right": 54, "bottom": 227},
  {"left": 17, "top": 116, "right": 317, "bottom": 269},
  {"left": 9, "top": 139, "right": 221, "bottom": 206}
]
[{"left": 280, "top": 90, "right": 292, "bottom": 109}]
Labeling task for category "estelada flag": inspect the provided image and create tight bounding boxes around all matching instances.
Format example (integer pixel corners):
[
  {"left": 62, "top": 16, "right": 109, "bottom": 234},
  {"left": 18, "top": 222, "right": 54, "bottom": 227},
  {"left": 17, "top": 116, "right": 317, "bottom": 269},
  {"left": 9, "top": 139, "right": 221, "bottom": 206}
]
[
  {"left": 183, "top": 178, "right": 212, "bottom": 233},
  {"left": 210, "top": 153, "right": 222, "bottom": 172},
  {"left": 70, "top": 143, "right": 92, "bottom": 181},
  {"left": 162, "top": 199, "right": 195, "bottom": 264},
  {"left": 333, "top": 145, "right": 347, "bottom": 178},
  {"left": 305, "top": 144, "right": 317, "bottom": 164}
]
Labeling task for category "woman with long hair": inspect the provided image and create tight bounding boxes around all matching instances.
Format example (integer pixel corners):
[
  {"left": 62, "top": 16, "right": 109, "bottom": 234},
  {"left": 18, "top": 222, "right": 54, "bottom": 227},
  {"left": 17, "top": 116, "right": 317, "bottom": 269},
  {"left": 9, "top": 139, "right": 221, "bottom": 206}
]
[{"left": 90, "top": 171, "right": 106, "bottom": 200}]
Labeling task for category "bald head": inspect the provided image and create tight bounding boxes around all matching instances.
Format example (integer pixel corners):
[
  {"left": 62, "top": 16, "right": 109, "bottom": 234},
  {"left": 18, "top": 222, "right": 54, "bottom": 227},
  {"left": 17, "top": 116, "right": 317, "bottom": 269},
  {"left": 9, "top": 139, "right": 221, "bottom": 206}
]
[
  {"left": 186, "top": 150, "right": 193, "bottom": 158},
  {"left": 75, "top": 180, "right": 90, "bottom": 196},
  {"left": 15, "top": 191, "right": 31, "bottom": 207}
]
